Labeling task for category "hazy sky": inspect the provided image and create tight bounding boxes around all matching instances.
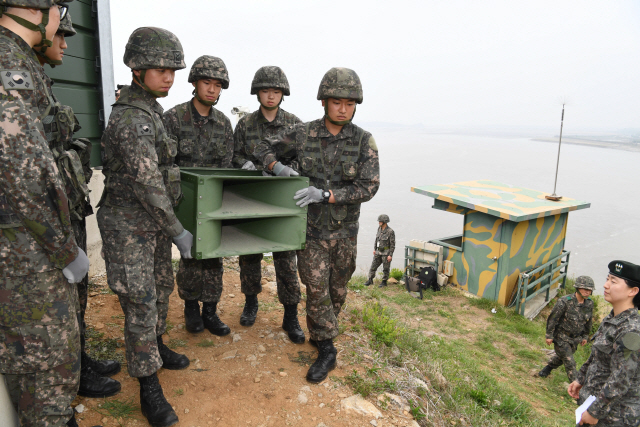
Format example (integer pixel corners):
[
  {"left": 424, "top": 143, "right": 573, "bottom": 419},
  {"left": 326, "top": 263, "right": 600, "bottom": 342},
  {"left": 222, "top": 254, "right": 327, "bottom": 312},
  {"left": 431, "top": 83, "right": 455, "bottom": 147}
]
[{"left": 110, "top": 0, "right": 640, "bottom": 133}]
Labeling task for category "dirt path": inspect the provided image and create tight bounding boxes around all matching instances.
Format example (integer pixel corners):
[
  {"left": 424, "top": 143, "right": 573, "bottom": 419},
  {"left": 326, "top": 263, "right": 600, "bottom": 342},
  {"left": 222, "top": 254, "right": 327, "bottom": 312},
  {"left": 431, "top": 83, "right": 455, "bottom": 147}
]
[{"left": 74, "top": 261, "right": 418, "bottom": 427}]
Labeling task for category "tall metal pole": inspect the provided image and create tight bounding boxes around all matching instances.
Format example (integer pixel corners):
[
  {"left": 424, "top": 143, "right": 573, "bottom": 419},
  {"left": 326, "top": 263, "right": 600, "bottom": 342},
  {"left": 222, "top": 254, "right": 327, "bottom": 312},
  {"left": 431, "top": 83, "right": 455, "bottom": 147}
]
[{"left": 546, "top": 104, "right": 564, "bottom": 201}]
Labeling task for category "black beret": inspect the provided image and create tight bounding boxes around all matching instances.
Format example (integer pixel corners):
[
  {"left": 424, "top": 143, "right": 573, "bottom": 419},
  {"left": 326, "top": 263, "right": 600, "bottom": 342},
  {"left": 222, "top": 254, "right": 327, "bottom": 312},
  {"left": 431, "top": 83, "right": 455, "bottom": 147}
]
[{"left": 609, "top": 260, "right": 640, "bottom": 285}]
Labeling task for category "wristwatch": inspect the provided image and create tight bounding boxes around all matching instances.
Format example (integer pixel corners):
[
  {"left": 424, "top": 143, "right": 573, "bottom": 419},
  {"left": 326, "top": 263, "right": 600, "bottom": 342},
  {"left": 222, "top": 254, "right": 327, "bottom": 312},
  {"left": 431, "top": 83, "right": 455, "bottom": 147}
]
[{"left": 322, "top": 190, "right": 331, "bottom": 204}]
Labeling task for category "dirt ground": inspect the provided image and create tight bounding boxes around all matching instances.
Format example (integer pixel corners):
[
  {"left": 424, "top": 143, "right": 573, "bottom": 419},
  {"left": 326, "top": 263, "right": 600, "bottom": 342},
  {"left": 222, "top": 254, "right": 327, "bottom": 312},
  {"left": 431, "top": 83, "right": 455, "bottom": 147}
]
[{"left": 74, "top": 262, "right": 418, "bottom": 427}]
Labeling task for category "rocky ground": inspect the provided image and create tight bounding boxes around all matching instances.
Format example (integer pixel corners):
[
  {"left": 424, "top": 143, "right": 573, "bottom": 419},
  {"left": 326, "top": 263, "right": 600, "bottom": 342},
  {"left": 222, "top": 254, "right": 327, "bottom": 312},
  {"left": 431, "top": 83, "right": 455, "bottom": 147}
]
[{"left": 73, "top": 258, "right": 421, "bottom": 427}]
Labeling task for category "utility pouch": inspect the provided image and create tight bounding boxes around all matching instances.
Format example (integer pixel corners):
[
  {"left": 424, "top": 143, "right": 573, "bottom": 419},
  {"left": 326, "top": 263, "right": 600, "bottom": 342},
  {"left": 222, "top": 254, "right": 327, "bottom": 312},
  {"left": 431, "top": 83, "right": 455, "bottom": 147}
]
[
  {"left": 57, "top": 149, "right": 90, "bottom": 214},
  {"left": 162, "top": 136, "right": 178, "bottom": 162},
  {"left": 216, "top": 143, "right": 228, "bottom": 157},
  {"left": 161, "top": 165, "right": 183, "bottom": 206},
  {"left": 179, "top": 138, "right": 194, "bottom": 155},
  {"left": 301, "top": 157, "right": 315, "bottom": 173},
  {"left": 342, "top": 161, "right": 357, "bottom": 180},
  {"left": 328, "top": 204, "right": 348, "bottom": 230}
]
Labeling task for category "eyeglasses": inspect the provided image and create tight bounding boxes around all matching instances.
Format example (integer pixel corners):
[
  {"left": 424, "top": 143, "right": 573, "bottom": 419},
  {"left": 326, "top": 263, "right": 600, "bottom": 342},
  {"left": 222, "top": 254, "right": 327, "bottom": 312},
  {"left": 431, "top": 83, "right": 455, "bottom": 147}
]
[{"left": 58, "top": 4, "right": 68, "bottom": 20}]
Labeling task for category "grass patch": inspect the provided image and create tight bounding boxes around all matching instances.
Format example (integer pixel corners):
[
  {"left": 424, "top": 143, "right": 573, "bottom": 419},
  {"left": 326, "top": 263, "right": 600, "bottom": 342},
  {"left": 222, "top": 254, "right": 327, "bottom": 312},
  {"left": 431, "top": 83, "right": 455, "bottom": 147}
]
[
  {"left": 389, "top": 268, "right": 404, "bottom": 280},
  {"left": 342, "top": 369, "right": 397, "bottom": 398},
  {"left": 167, "top": 339, "right": 187, "bottom": 349},
  {"left": 96, "top": 398, "right": 139, "bottom": 425},
  {"left": 358, "top": 302, "right": 406, "bottom": 346},
  {"left": 174, "top": 388, "right": 184, "bottom": 396},
  {"left": 85, "top": 327, "right": 124, "bottom": 363},
  {"left": 197, "top": 339, "right": 215, "bottom": 348}
]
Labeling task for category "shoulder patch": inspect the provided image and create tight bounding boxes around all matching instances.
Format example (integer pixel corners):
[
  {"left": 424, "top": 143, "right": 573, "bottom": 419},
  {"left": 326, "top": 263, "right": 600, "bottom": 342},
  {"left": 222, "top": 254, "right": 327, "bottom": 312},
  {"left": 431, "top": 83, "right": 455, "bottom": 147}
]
[
  {"left": 1, "top": 70, "right": 34, "bottom": 91},
  {"left": 368, "top": 136, "right": 378, "bottom": 151},
  {"left": 622, "top": 332, "right": 640, "bottom": 351},
  {"left": 565, "top": 295, "right": 572, "bottom": 300},
  {"left": 136, "top": 123, "right": 154, "bottom": 137}
]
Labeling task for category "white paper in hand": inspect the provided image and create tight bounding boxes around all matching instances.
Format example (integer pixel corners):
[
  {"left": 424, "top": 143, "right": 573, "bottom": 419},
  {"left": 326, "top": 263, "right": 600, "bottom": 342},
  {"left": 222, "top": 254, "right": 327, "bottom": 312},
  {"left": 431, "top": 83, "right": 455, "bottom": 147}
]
[{"left": 575, "top": 395, "right": 596, "bottom": 424}]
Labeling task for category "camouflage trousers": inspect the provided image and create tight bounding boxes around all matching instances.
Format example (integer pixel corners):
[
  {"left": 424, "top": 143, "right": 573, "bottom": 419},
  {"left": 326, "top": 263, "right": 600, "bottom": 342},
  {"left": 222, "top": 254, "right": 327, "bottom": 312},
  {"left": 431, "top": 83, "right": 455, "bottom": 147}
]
[
  {"left": 102, "top": 229, "right": 175, "bottom": 377},
  {"left": 297, "top": 236, "right": 357, "bottom": 341},
  {"left": 72, "top": 218, "right": 88, "bottom": 354},
  {"left": 0, "top": 270, "right": 81, "bottom": 427},
  {"left": 239, "top": 251, "right": 301, "bottom": 305},
  {"left": 367, "top": 254, "right": 391, "bottom": 281},
  {"left": 177, "top": 257, "right": 223, "bottom": 302},
  {"left": 548, "top": 339, "right": 578, "bottom": 381},
  {"left": 577, "top": 391, "right": 637, "bottom": 427}
]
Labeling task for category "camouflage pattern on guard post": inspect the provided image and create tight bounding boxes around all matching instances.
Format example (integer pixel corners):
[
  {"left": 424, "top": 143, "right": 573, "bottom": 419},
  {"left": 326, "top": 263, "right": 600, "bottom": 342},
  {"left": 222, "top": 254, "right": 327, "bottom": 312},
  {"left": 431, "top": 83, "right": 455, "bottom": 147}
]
[
  {"left": 188, "top": 55, "right": 229, "bottom": 87},
  {"left": 123, "top": 27, "right": 186, "bottom": 70},
  {"left": 163, "top": 100, "right": 234, "bottom": 168},
  {"left": 251, "top": 66, "right": 290, "bottom": 95},
  {"left": 317, "top": 67, "right": 363, "bottom": 103},
  {"left": 367, "top": 225, "right": 396, "bottom": 282},
  {"left": 576, "top": 308, "right": 640, "bottom": 426}
]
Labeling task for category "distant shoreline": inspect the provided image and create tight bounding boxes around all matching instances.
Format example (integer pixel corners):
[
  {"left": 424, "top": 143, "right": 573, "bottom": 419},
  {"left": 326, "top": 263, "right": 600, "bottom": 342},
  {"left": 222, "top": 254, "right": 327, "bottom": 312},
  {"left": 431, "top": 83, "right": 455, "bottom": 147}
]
[{"left": 532, "top": 137, "right": 640, "bottom": 153}]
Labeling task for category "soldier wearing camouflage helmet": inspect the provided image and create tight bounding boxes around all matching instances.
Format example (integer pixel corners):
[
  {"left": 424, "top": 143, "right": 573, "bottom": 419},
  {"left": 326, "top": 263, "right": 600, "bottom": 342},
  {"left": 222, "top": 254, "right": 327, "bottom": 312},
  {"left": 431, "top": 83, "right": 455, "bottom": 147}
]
[
  {"left": 255, "top": 67, "right": 380, "bottom": 384},
  {"left": 231, "top": 66, "right": 305, "bottom": 343},
  {"left": 538, "top": 275, "right": 595, "bottom": 382},
  {"left": 364, "top": 214, "right": 396, "bottom": 288},
  {"left": 0, "top": 1, "right": 90, "bottom": 426},
  {"left": 163, "top": 55, "right": 234, "bottom": 339},
  {"left": 35, "top": 9, "right": 123, "bottom": 401},
  {"left": 97, "top": 27, "right": 192, "bottom": 427}
]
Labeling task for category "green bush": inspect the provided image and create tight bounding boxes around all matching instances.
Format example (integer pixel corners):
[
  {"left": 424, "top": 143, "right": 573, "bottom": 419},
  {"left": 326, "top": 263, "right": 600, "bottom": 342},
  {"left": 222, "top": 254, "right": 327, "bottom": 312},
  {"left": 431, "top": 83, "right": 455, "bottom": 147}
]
[{"left": 389, "top": 268, "right": 404, "bottom": 280}]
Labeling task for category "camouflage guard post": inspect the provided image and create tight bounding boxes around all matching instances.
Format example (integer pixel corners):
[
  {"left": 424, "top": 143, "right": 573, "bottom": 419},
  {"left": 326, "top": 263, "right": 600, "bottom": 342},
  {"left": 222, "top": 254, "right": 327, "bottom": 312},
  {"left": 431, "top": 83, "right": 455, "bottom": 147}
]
[
  {"left": 164, "top": 55, "right": 235, "bottom": 338},
  {"left": 255, "top": 67, "right": 380, "bottom": 383},
  {"left": 34, "top": 9, "right": 122, "bottom": 401},
  {"left": 364, "top": 214, "right": 396, "bottom": 288},
  {"left": 97, "top": 27, "right": 193, "bottom": 427},
  {"left": 0, "top": 1, "right": 90, "bottom": 426},
  {"left": 231, "top": 65, "right": 305, "bottom": 343},
  {"left": 537, "top": 276, "right": 594, "bottom": 381},
  {"left": 569, "top": 261, "right": 640, "bottom": 426}
]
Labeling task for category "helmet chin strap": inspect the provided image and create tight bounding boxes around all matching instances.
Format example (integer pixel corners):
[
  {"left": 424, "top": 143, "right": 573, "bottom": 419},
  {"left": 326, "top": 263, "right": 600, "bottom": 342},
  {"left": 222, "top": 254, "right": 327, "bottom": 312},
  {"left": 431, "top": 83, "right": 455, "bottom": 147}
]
[
  {"left": 257, "top": 94, "right": 282, "bottom": 111},
  {"left": 0, "top": 6, "right": 52, "bottom": 51},
  {"left": 35, "top": 45, "right": 62, "bottom": 67},
  {"left": 134, "top": 70, "right": 168, "bottom": 98},
  {"left": 193, "top": 89, "right": 218, "bottom": 106},
  {"left": 324, "top": 102, "right": 355, "bottom": 126}
]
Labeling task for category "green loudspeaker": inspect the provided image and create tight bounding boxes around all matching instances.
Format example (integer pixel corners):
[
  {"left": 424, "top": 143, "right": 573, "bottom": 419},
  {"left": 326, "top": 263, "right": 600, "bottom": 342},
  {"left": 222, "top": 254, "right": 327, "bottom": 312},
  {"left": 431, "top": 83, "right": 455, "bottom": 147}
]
[{"left": 174, "top": 168, "right": 309, "bottom": 259}]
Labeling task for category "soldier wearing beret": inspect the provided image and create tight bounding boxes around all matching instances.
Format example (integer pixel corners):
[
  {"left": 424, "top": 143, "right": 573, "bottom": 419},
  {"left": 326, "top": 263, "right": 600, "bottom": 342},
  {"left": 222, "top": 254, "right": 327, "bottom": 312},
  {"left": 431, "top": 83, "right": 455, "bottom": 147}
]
[
  {"left": 364, "top": 214, "right": 395, "bottom": 288},
  {"left": 538, "top": 275, "right": 594, "bottom": 381},
  {"left": 568, "top": 260, "right": 640, "bottom": 426}
]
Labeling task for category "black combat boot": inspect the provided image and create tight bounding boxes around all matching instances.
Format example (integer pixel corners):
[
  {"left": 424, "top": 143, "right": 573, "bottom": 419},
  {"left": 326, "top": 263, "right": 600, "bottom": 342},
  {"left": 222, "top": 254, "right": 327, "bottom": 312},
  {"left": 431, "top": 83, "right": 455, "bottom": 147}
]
[
  {"left": 378, "top": 280, "right": 388, "bottom": 288},
  {"left": 139, "top": 373, "right": 179, "bottom": 427},
  {"left": 282, "top": 304, "right": 305, "bottom": 344},
  {"left": 66, "top": 412, "right": 79, "bottom": 427},
  {"left": 184, "top": 299, "right": 204, "bottom": 333},
  {"left": 538, "top": 365, "right": 553, "bottom": 378},
  {"left": 363, "top": 278, "right": 373, "bottom": 286},
  {"left": 308, "top": 338, "right": 317, "bottom": 347},
  {"left": 240, "top": 294, "right": 259, "bottom": 326},
  {"left": 202, "top": 302, "right": 231, "bottom": 336},
  {"left": 77, "top": 353, "right": 122, "bottom": 398},
  {"left": 82, "top": 351, "right": 121, "bottom": 377},
  {"left": 157, "top": 335, "right": 189, "bottom": 370},
  {"left": 306, "top": 339, "right": 337, "bottom": 383}
]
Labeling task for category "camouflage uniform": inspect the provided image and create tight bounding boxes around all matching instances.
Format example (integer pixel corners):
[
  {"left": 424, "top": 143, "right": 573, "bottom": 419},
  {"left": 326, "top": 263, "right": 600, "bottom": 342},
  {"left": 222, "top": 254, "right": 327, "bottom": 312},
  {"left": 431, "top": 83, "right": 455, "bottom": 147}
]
[
  {"left": 545, "top": 293, "right": 594, "bottom": 381},
  {"left": 367, "top": 224, "right": 395, "bottom": 282},
  {"left": 97, "top": 81, "right": 184, "bottom": 377},
  {"left": 255, "top": 117, "right": 380, "bottom": 340},
  {"left": 576, "top": 308, "right": 640, "bottom": 426},
  {"left": 233, "top": 107, "right": 302, "bottom": 305},
  {"left": 164, "top": 98, "right": 234, "bottom": 304},
  {"left": 0, "top": 23, "right": 81, "bottom": 426}
]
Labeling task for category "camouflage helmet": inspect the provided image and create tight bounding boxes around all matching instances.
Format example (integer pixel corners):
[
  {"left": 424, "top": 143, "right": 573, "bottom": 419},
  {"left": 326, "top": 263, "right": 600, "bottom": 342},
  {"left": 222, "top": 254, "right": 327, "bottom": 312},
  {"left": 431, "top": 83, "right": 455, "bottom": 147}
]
[
  {"left": 251, "top": 66, "right": 290, "bottom": 96},
  {"left": 57, "top": 10, "right": 75, "bottom": 37},
  {"left": 0, "top": 0, "right": 72, "bottom": 49},
  {"left": 574, "top": 276, "right": 595, "bottom": 291},
  {"left": 378, "top": 214, "right": 390, "bottom": 223},
  {"left": 0, "top": 0, "right": 67, "bottom": 8},
  {"left": 317, "top": 67, "right": 363, "bottom": 104},
  {"left": 188, "top": 55, "right": 229, "bottom": 88},
  {"left": 123, "top": 27, "right": 186, "bottom": 71}
]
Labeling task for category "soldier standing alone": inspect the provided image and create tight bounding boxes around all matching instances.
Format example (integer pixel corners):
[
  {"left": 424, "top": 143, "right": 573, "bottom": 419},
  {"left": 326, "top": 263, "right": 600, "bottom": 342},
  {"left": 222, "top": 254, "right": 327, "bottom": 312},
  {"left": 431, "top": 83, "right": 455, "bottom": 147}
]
[
  {"left": 97, "top": 27, "right": 193, "bottom": 427},
  {"left": 164, "top": 55, "right": 235, "bottom": 337},
  {"left": 232, "top": 66, "right": 305, "bottom": 343},
  {"left": 538, "top": 276, "right": 594, "bottom": 381},
  {"left": 0, "top": 1, "right": 89, "bottom": 425},
  {"left": 364, "top": 214, "right": 395, "bottom": 288},
  {"left": 255, "top": 67, "right": 380, "bottom": 383}
]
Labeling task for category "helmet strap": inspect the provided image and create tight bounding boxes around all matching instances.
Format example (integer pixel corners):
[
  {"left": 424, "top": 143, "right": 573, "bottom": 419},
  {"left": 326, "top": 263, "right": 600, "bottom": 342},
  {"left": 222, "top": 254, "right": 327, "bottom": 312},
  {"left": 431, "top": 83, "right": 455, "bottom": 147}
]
[
  {"left": 134, "top": 69, "right": 169, "bottom": 98},
  {"left": 324, "top": 103, "right": 355, "bottom": 126},
  {"left": 35, "top": 43, "right": 62, "bottom": 67},
  {"left": 1, "top": 7, "right": 53, "bottom": 50},
  {"left": 193, "top": 88, "right": 218, "bottom": 106},
  {"left": 257, "top": 94, "right": 281, "bottom": 111}
]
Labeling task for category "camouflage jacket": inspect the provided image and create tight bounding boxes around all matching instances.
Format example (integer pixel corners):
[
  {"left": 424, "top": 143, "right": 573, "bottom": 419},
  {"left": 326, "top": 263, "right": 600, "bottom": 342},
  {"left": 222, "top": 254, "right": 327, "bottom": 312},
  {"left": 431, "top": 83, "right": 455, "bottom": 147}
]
[
  {"left": 374, "top": 225, "right": 395, "bottom": 257},
  {"left": 577, "top": 308, "right": 640, "bottom": 424},
  {"left": 254, "top": 118, "right": 380, "bottom": 240},
  {"left": 0, "top": 27, "right": 78, "bottom": 276},
  {"left": 546, "top": 294, "right": 593, "bottom": 342},
  {"left": 41, "top": 73, "right": 93, "bottom": 220},
  {"left": 97, "top": 83, "right": 183, "bottom": 236},
  {"left": 232, "top": 107, "right": 301, "bottom": 169},
  {"left": 163, "top": 99, "right": 234, "bottom": 168}
]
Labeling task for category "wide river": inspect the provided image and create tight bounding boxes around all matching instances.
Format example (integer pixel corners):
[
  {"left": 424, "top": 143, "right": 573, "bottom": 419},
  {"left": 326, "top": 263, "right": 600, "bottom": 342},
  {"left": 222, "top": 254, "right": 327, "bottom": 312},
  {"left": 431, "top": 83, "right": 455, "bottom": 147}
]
[{"left": 354, "top": 126, "right": 639, "bottom": 295}]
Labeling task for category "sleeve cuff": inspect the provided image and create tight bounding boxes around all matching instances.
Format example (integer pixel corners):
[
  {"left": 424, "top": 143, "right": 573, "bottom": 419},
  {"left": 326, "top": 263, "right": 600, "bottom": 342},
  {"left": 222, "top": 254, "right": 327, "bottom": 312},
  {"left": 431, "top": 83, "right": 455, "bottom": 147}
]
[
  {"left": 588, "top": 399, "right": 607, "bottom": 420},
  {"left": 49, "top": 236, "right": 79, "bottom": 269},
  {"left": 262, "top": 154, "right": 277, "bottom": 168},
  {"left": 166, "top": 221, "right": 185, "bottom": 238}
]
